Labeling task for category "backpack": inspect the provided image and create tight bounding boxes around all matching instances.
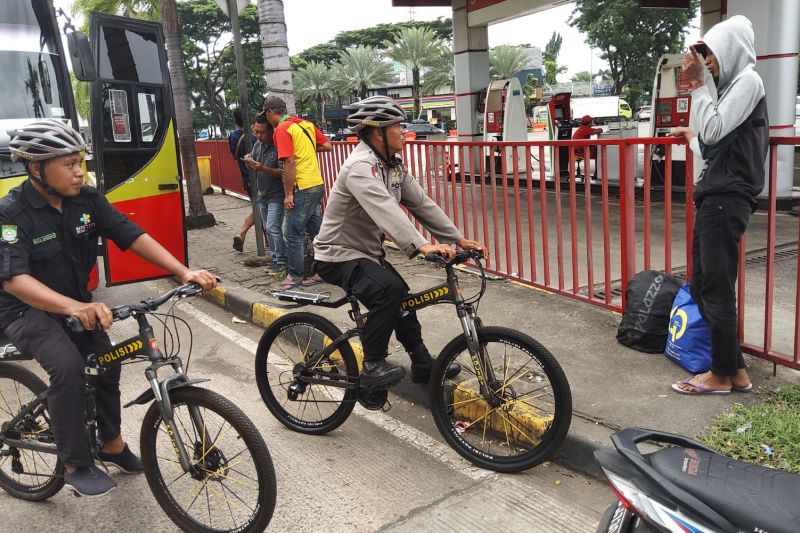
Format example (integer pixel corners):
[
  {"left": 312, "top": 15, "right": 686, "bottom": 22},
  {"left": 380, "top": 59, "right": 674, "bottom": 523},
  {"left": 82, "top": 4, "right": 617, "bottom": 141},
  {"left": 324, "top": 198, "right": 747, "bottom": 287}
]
[
  {"left": 616, "top": 270, "right": 682, "bottom": 353},
  {"left": 664, "top": 284, "right": 712, "bottom": 373}
]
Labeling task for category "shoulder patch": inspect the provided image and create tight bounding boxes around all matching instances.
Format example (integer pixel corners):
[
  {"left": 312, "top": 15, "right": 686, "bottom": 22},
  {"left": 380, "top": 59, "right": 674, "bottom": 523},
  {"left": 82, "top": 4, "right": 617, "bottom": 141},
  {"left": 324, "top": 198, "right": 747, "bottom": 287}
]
[
  {"left": 371, "top": 166, "right": 379, "bottom": 179},
  {"left": 1, "top": 225, "right": 18, "bottom": 244}
]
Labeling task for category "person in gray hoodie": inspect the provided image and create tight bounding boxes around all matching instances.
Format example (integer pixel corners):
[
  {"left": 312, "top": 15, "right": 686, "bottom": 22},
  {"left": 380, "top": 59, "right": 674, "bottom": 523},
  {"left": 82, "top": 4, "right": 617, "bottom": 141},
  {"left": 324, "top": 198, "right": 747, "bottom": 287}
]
[
  {"left": 314, "top": 96, "right": 484, "bottom": 388},
  {"left": 669, "top": 15, "right": 768, "bottom": 395}
]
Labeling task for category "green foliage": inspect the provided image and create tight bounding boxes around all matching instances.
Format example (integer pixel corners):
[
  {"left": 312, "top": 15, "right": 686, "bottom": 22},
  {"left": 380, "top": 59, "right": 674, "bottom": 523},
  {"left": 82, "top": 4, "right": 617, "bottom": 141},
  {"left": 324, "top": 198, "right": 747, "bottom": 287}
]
[
  {"left": 422, "top": 48, "right": 454, "bottom": 96},
  {"left": 571, "top": 70, "right": 592, "bottom": 83},
  {"left": 336, "top": 45, "right": 393, "bottom": 99},
  {"left": 72, "top": 0, "right": 159, "bottom": 31},
  {"left": 543, "top": 31, "right": 566, "bottom": 85},
  {"left": 522, "top": 73, "right": 539, "bottom": 99},
  {"left": 489, "top": 44, "right": 529, "bottom": 80},
  {"left": 294, "top": 61, "right": 335, "bottom": 127},
  {"left": 384, "top": 26, "right": 444, "bottom": 118},
  {"left": 570, "top": 0, "right": 698, "bottom": 96},
  {"left": 70, "top": 73, "right": 90, "bottom": 120},
  {"left": 702, "top": 385, "right": 800, "bottom": 474},
  {"left": 297, "top": 18, "right": 452, "bottom": 67}
]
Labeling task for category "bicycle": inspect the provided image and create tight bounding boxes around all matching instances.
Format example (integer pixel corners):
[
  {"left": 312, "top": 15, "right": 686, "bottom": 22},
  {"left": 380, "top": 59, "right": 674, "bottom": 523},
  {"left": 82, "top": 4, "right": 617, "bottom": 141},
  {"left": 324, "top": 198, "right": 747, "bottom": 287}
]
[
  {"left": 0, "top": 283, "right": 276, "bottom": 533},
  {"left": 255, "top": 250, "right": 572, "bottom": 473}
]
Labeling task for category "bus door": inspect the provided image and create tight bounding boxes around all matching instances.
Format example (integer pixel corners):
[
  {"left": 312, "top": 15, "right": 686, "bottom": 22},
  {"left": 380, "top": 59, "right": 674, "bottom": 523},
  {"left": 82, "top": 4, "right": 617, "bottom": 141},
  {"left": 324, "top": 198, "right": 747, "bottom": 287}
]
[{"left": 89, "top": 13, "right": 186, "bottom": 285}]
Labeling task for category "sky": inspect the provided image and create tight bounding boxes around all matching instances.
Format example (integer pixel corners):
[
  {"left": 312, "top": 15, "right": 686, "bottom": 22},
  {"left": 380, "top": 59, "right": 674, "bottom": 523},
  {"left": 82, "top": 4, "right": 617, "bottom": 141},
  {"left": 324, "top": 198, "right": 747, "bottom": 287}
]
[{"left": 53, "top": 0, "right": 701, "bottom": 82}]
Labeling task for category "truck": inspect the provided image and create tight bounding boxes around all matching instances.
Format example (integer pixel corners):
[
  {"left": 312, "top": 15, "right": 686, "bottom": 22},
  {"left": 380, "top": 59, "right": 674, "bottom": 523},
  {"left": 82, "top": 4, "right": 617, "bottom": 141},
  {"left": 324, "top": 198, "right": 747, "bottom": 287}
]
[
  {"left": 1, "top": 0, "right": 186, "bottom": 286},
  {"left": 570, "top": 96, "right": 633, "bottom": 125}
]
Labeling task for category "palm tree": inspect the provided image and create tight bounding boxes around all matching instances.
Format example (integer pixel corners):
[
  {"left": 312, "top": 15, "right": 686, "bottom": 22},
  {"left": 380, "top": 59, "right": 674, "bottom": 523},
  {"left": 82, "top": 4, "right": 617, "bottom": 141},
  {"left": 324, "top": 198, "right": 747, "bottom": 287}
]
[
  {"left": 336, "top": 45, "right": 393, "bottom": 99},
  {"left": 72, "top": 0, "right": 212, "bottom": 223},
  {"left": 422, "top": 48, "right": 455, "bottom": 96},
  {"left": 489, "top": 45, "right": 529, "bottom": 79},
  {"left": 383, "top": 26, "right": 443, "bottom": 119},
  {"left": 257, "top": 0, "right": 295, "bottom": 113},
  {"left": 294, "top": 61, "right": 334, "bottom": 128}
]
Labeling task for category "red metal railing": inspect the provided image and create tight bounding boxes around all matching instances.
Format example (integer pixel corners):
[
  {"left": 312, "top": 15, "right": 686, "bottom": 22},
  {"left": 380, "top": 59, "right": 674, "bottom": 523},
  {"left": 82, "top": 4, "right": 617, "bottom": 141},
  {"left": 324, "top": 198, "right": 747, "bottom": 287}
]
[
  {"left": 195, "top": 140, "right": 248, "bottom": 196},
  {"left": 314, "top": 136, "right": 800, "bottom": 370}
]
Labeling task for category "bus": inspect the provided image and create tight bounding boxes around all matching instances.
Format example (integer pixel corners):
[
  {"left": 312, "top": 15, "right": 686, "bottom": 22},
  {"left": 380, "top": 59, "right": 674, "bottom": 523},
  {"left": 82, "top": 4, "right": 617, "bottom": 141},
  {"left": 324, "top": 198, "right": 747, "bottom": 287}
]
[{"left": 0, "top": 0, "right": 187, "bottom": 286}]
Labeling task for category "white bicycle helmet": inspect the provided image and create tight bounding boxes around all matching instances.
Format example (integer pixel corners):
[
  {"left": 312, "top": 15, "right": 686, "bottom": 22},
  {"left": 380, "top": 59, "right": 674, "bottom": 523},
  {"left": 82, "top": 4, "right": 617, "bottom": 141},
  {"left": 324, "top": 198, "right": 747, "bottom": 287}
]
[
  {"left": 344, "top": 96, "right": 406, "bottom": 134},
  {"left": 8, "top": 119, "right": 86, "bottom": 163}
]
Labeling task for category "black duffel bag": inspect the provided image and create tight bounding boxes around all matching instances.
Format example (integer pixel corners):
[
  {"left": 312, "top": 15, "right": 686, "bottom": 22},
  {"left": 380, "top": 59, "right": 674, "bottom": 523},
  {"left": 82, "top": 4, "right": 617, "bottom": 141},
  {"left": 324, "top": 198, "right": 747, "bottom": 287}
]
[{"left": 617, "top": 270, "right": 682, "bottom": 353}]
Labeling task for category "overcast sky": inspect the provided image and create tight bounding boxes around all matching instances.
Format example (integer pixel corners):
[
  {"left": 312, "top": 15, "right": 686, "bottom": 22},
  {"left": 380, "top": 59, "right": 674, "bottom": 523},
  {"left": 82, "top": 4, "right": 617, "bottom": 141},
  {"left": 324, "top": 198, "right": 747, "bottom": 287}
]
[{"left": 54, "top": 0, "right": 701, "bottom": 81}]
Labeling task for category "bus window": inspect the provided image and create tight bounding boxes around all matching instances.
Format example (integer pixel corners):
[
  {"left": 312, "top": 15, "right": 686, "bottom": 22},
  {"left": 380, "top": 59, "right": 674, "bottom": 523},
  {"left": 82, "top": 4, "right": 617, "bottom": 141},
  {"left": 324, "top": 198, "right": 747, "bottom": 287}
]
[{"left": 137, "top": 92, "right": 158, "bottom": 142}]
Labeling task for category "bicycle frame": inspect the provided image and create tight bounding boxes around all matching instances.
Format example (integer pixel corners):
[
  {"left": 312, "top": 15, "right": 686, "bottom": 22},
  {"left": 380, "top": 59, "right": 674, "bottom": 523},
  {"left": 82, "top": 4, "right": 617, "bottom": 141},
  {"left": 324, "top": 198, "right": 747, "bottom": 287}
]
[
  {"left": 0, "top": 312, "right": 211, "bottom": 476},
  {"left": 293, "top": 260, "right": 500, "bottom": 399}
]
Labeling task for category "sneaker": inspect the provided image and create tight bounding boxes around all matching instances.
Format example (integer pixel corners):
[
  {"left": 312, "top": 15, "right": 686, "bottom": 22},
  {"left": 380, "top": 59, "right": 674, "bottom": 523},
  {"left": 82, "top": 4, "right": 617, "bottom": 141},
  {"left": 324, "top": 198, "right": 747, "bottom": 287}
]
[
  {"left": 97, "top": 444, "right": 144, "bottom": 474},
  {"left": 64, "top": 464, "right": 117, "bottom": 497}
]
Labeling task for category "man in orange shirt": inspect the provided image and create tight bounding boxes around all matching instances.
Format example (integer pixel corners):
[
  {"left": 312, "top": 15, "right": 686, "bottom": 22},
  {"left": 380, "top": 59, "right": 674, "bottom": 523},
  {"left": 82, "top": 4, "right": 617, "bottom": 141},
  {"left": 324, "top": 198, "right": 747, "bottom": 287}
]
[{"left": 262, "top": 96, "right": 332, "bottom": 289}]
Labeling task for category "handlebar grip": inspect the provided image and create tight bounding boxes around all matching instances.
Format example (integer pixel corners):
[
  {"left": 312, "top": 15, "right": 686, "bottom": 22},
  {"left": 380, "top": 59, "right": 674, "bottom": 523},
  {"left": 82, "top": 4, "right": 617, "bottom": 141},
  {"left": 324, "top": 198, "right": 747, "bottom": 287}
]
[
  {"left": 423, "top": 253, "right": 445, "bottom": 263},
  {"left": 65, "top": 316, "right": 85, "bottom": 333}
]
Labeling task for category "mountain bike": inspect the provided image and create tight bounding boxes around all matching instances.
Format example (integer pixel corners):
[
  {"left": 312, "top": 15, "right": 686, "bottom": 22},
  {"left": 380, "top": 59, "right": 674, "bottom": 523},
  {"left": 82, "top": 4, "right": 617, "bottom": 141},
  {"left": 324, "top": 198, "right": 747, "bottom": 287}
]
[
  {"left": 255, "top": 250, "right": 572, "bottom": 473},
  {"left": 0, "top": 283, "right": 276, "bottom": 533}
]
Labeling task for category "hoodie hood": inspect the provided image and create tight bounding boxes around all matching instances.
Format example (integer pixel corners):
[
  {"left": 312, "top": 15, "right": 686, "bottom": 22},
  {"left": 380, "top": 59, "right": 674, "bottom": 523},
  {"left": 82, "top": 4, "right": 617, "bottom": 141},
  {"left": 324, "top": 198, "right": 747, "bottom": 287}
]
[{"left": 701, "top": 15, "right": 758, "bottom": 95}]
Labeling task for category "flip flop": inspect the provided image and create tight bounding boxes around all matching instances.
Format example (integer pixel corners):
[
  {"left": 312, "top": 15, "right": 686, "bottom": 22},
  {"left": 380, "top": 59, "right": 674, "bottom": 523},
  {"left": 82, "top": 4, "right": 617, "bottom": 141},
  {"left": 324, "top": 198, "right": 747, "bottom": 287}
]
[
  {"left": 732, "top": 383, "right": 753, "bottom": 393},
  {"left": 301, "top": 275, "right": 325, "bottom": 287},
  {"left": 671, "top": 379, "right": 731, "bottom": 396},
  {"left": 274, "top": 277, "right": 300, "bottom": 291},
  {"left": 233, "top": 236, "right": 244, "bottom": 252}
]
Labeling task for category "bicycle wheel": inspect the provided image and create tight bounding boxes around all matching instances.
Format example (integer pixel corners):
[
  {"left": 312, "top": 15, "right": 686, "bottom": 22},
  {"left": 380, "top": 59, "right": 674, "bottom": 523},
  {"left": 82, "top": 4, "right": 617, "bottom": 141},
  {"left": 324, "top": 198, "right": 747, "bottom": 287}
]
[
  {"left": 140, "top": 386, "right": 276, "bottom": 533},
  {"left": 0, "top": 363, "right": 64, "bottom": 501},
  {"left": 429, "top": 326, "right": 572, "bottom": 473},
  {"left": 255, "top": 312, "right": 359, "bottom": 435}
]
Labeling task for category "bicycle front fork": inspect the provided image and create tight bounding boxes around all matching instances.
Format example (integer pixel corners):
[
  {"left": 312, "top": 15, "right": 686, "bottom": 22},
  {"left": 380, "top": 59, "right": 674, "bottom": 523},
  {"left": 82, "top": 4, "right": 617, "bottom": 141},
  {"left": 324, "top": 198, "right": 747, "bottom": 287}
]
[{"left": 459, "top": 311, "right": 498, "bottom": 401}]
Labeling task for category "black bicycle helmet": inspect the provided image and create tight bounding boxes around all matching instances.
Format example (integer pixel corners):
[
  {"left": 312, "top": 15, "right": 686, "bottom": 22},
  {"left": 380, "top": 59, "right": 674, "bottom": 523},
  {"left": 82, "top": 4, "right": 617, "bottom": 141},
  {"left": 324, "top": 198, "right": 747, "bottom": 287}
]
[{"left": 8, "top": 119, "right": 86, "bottom": 162}]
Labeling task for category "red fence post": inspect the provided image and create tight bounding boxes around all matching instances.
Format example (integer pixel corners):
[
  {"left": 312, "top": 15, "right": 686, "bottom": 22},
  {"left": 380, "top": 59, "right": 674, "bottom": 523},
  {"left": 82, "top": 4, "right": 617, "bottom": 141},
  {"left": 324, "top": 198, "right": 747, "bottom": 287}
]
[{"left": 619, "top": 142, "right": 636, "bottom": 310}]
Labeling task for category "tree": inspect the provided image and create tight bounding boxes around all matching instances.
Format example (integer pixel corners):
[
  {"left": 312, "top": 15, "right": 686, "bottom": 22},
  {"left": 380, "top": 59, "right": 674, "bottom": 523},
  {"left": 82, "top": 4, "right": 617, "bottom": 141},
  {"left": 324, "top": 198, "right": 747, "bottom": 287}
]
[
  {"left": 72, "top": 0, "right": 212, "bottom": 224},
  {"left": 422, "top": 48, "right": 455, "bottom": 95},
  {"left": 257, "top": 0, "right": 295, "bottom": 113},
  {"left": 570, "top": 0, "right": 697, "bottom": 96},
  {"left": 294, "top": 61, "right": 334, "bottom": 127},
  {"left": 336, "top": 45, "right": 393, "bottom": 99},
  {"left": 543, "top": 31, "right": 566, "bottom": 85},
  {"left": 489, "top": 45, "right": 529, "bottom": 79},
  {"left": 571, "top": 70, "right": 592, "bottom": 83},
  {"left": 384, "top": 27, "right": 443, "bottom": 119}
]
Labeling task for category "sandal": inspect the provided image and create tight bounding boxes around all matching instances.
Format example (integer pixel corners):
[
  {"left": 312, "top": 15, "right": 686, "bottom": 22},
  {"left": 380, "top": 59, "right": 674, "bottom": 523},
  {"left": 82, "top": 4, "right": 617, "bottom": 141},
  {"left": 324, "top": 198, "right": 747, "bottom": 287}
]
[
  {"left": 301, "top": 274, "right": 325, "bottom": 287},
  {"left": 671, "top": 378, "right": 731, "bottom": 396},
  {"left": 233, "top": 236, "right": 244, "bottom": 252},
  {"left": 274, "top": 276, "right": 300, "bottom": 291}
]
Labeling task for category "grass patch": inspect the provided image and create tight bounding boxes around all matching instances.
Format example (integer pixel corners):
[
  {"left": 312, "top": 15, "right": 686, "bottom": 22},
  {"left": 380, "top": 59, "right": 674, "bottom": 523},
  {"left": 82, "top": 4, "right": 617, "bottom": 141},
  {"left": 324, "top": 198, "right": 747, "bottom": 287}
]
[{"left": 700, "top": 384, "right": 800, "bottom": 474}]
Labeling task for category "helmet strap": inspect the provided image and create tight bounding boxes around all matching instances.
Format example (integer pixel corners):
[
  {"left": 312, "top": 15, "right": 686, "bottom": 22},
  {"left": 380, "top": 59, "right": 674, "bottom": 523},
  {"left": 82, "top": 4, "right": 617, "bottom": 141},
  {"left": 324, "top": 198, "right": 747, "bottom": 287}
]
[
  {"left": 29, "top": 161, "right": 66, "bottom": 198},
  {"left": 362, "top": 129, "right": 402, "bottom": 169}
]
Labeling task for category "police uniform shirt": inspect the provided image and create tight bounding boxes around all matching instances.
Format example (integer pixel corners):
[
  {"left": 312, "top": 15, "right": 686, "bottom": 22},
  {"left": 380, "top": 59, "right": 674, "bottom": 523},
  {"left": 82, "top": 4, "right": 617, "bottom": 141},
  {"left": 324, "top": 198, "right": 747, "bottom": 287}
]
[{"left": 0, "top": 180, "right": 145, "bottom": 329}]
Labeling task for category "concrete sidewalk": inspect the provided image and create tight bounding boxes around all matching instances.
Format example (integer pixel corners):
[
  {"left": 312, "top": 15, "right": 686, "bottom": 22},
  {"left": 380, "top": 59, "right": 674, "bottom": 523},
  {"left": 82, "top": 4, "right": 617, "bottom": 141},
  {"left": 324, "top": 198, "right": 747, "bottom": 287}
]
[{"left": 186, "top": 192, "right": 800, "bottom": 477}]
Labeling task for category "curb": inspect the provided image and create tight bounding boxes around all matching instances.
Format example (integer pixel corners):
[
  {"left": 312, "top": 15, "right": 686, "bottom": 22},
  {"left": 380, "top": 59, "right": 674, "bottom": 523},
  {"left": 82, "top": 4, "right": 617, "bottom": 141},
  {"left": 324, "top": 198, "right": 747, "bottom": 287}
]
[{"left": 204, "top": 283, "right": 609, "bottom": 479}]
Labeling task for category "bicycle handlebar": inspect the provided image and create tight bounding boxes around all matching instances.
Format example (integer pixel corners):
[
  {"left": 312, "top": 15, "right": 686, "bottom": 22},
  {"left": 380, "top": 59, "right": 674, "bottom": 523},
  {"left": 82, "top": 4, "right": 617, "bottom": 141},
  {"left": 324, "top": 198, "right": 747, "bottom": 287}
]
[
  {"left": 423, "top": 249, "right": 484, "bottom": 266},
  {"left": 65, "top": 282, "right": 209, "bottom": 333}
]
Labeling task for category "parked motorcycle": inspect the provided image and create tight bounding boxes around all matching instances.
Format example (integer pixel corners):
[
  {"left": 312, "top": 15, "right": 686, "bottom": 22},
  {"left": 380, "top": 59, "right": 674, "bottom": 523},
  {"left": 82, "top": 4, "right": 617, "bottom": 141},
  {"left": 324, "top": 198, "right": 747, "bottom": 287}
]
[{"left": 595, "top": 427, "right": 800, "bottom": 533}]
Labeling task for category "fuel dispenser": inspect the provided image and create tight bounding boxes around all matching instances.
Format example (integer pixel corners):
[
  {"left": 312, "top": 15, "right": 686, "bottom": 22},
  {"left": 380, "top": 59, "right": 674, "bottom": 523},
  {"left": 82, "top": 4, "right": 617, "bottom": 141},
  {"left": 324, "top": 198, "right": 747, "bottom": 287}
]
[
  {"left": 480, "top": 77, "right": 527, "bottom": 174},
  {"left": 547, "top": 92, "right": 573, "bottom": 179},
  {"left": 650, "top": 53, "right": 693, "bottom": 187}
]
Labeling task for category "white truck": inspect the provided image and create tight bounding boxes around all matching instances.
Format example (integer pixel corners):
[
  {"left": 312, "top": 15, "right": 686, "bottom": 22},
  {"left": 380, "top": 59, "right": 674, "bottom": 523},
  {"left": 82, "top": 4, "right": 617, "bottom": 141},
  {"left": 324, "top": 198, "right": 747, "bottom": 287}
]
[{"left": 570, "top": 96, "right": 632, "bottom": 125}]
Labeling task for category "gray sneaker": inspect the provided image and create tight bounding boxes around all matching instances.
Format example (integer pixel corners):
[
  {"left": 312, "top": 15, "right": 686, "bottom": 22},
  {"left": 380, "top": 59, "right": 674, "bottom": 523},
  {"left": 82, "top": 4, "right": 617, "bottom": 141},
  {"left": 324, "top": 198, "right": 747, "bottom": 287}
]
[{"left": 64, "top": 464, "right": 117, "bottom": 497}]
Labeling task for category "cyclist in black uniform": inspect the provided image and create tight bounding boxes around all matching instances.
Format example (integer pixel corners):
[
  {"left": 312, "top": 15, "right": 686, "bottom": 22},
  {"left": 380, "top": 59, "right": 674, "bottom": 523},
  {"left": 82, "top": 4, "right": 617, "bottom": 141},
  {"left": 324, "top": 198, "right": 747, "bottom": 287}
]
[{"left": 0, "top": 120, "right": 216, "bottom": 497}]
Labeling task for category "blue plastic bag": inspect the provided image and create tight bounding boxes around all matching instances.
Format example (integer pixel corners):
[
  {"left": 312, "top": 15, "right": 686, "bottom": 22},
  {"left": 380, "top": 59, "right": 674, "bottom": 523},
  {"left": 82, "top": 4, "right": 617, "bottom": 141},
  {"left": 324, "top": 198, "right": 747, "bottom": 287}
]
[{"left": 664, "top": 284, "right": 712, "bottom": 373}]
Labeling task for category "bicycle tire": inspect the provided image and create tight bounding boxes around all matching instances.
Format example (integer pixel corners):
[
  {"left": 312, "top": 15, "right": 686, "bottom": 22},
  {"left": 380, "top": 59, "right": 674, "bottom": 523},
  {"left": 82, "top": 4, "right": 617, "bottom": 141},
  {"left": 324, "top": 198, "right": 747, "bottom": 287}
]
[
  {"left": 0, "top": 362, "right": 64, "bottom": 501},
  {"left": 255, "top": 312, "right": 358, "bottom": 435},
  {"left": 429, "top": 326, "right": 572, "bottom": 473},
  {"left": 140, "top": 386, "right": 276, "bottom": 533}
]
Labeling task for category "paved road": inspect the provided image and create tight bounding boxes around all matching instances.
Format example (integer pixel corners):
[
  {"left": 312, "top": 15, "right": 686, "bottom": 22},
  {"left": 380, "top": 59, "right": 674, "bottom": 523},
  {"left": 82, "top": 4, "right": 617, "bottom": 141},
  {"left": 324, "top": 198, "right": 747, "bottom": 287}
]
[{"left": 1, "top": 278, "right": 612, "bottom": 532}]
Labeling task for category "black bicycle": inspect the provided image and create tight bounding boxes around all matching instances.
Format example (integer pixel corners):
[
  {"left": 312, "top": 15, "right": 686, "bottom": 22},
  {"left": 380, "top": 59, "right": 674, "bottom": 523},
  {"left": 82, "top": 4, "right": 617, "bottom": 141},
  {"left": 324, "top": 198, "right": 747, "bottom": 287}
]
[
  {"left": 255, "top": 250, "right": 572, "bottom": 473},
  {"left": 0, "top": 283, "right": 276, "bottom": 533}
]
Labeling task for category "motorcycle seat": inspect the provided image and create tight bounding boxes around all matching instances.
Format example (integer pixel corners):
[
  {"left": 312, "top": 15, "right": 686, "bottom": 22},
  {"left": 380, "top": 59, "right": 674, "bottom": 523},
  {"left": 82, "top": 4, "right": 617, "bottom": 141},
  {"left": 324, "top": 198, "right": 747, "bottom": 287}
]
[{"left": 649, "top": 447, "right": 800, "bottom": 533}]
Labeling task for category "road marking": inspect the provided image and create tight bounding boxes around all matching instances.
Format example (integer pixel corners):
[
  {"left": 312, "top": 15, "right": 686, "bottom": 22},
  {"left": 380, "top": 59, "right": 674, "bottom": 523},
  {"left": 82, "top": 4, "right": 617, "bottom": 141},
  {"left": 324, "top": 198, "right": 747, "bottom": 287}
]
[{"left": 178, "top": 301, "right": 493, "bottom": 481}]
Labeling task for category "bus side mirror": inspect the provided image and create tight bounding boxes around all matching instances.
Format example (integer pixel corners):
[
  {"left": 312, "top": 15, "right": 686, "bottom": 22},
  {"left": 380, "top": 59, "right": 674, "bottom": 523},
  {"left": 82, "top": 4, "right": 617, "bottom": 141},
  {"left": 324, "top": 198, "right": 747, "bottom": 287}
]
[{"left": 67, "top": 32, "right": 96, "bottom": 82}]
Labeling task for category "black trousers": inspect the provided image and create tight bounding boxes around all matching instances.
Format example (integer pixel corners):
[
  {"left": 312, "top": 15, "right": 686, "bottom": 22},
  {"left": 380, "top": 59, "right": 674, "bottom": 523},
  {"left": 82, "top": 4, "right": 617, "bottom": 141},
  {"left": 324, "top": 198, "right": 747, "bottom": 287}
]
[
  {"left": 5, "top": 309, "right": 121, "bottom": 468},
  {"left": 690, "top": 195, "right": 752, "bottom": 376},
  {"left": 315, "top": 258, "right": 424, "bottom": 362}
]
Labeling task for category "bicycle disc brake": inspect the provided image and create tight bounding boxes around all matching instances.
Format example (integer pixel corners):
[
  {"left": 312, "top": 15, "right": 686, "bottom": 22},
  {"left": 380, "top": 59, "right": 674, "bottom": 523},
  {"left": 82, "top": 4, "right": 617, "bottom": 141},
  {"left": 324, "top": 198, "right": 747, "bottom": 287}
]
[{"left": 357, "top": 387, "right": 390, "bottom": 411}]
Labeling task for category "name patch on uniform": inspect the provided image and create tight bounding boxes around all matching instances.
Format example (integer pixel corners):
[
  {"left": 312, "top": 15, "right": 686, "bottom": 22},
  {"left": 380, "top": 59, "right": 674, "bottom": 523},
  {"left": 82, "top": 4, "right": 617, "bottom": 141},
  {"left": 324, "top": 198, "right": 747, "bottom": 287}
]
[
  {"left": 1, "top": 225, "right": 18, "bottom": 244},
  {"left": 33, "top": 232, "right": 57, "bottom": 245}
]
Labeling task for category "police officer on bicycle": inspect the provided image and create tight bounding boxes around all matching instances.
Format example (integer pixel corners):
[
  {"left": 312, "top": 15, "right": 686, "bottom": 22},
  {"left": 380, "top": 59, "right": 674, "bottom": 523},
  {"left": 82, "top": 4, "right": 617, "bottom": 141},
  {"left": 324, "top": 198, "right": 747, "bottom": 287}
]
[
  {"left": 313, "top": 96, "right": 484, "bottom": 388},
  {"left": 0, "top": 120, "right": 216, "bottom": 497}
]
